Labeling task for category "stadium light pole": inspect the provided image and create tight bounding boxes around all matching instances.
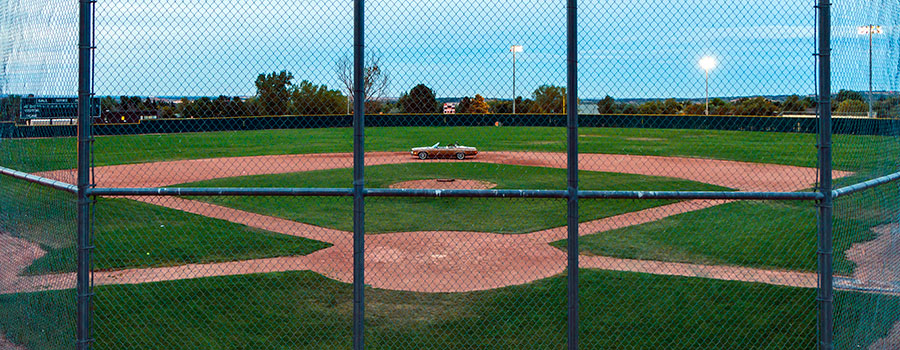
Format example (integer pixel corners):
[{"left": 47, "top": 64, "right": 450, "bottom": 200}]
[
  {"left": 511, "top": 45, "right": 523, "bottom": 114},
  {"left": 857, "top": 25, "right": 882, "bottom": 118},
  {"left": 699, "top": 56, "right": 717, "bottom": 116}
]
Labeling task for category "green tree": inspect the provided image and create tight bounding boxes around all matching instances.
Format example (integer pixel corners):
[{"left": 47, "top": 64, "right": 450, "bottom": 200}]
[
  {"left": 781, "top": 95, "right": 812, "bottom": 113},
  {"left": 487, "top": 99, "right": 508, "bottom": 113},
  {"left": 637, "top": 99, "right": 681, "bottom": 115},
  {"left": 834, "top": 89, "right": 864, "bottom": 106},
  {"left": 1, "top": 95, "right": 21, "bottom": 121},
  {"left": 176, "top": 98, "right": 192, "bottom": 117},
  {"left": 291, "top": 80, "right": 347, "bottom": 115},
  {"left": 242, "top": 97, "right": 260, "bottom": 116},
  {"left": 118, "top": 96, "right": 144, "bottom": 111},
  {"left": 255, "top": 71, "right": 294, "bottom": 115},
  {"left": 637, "top": 100, "right": 660, "bottom": 114},
  {"left": 709, "top": 98, "right": 733, "bottom": 115},
  {"left": 231, "top": 96, "right": 246, "bottom": 116},
  {"left": 158, "top": 106, "right": 175, "bottom": 118},
  {"left": 874, "top": 96, "right": 900, "bottom": 118},
  {"left": 398, "top": 84, "right": 439, "bottom": 113},
  {"left": 365, "top": 100, "right": 384, "bottom": 114},
  {"left": 835, "top": 99, "right": 869, "bottom": 115},
  {"left": 619, "top": 103, "right": 638, "bottom": 115},
  {"left": 516, "top": 97, "right": 534, "bottom": 114},
  {"left": 596, "top": 95, "right": 616, "bottom": 114},
  {"left": 532, "top": 85, "right": 566, "bottom": 114},
  {"left": 489, "top": 97, "right": 531, "bottom": 114},
  {"left": 469, "top": 94, "right": 490, "bottom": 114},
  {"left": 381, "top": 101, "right": 400, "bottom": 114},
  {"left": 213, "top": 96, "right": 231, "bottom": 117},
  {"left": 683, "top": 102, "right": 706, "bottom": 115},
  {"left": 734, "top": 97, "right": 778, "bottom": 116},
  {"left": 663, "top": 98, "right": 682, "bottom": 114},
  {"left": 99, "top": 96, "right": 118, "bottom": 113},
  {"left": 143, "top": 97, "right": 157, "bottom": 110},
  {"left": 457, "top": 96, "right": 473, "bottom": 114},
  {"left": 193, "top": 97, "right": 215, "bottom": 118}
]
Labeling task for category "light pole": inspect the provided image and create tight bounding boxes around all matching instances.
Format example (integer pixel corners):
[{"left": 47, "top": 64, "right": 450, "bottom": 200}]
[
  {"left": 511, "top": 45, "right": 523, "bottom": 114},
  {"left": 858, "top": 25, "right": 882, "bottom": 118},
  {"left": 699, "top": 56, "right": 717, "bottom": 115}
]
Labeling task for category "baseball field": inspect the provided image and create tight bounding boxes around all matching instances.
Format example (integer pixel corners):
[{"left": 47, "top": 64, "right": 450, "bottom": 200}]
[{"left": 1, "top": 126, "right": 898, "bottom": 349}]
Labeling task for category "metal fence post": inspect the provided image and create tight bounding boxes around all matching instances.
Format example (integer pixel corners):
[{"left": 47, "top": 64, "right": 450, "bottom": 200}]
[
  {"left": 816, "top": 0, "right": 833, "bottom": 348},
  {"left": 566, "top": 0, "right": 579, "bottom": 347},
  {"left": 352, "top": 0, "right": 366, "bottom": 348},
  {"left": 76, "top": 0, "right": 95, "bottom": 348}
]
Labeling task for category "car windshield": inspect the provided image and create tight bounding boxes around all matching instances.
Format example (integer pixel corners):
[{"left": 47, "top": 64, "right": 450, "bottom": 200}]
[{"left": 431, "top": 142, "right": 440, "bottom": 148}]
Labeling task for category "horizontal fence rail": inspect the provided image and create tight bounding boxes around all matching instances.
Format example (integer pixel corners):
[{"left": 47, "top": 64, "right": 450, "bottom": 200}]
[
  {"left": 0, "top": 171, "right": 830, "bottom": 202},
  {"left": 832, "top": 171, "right": 900, "bottom": 198},
  {"left": 89, "top": 187, "right": 825, "bottom": 201},
  {"left": 0, "top": 166, "right": 78, "bottom": 193}
]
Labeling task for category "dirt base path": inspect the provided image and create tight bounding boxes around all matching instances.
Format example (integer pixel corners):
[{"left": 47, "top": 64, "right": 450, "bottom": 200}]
[
  {"left": 5, "top": 152, "right": 855, "bottom": 295},
  {"left": 36, "top": 151, "right": 850, "bottom": 191},
  {"left": 0, "top": 333, "right": 26, "bottom": 350},
  {"left": 845, "top": 224, "right": 900, "bottom": 293},
  {"left": 844, "top": 224, "right": 900, "bottom": 350},
  {"left": 871, "top": 319, "right": 900, "bottom": 350}
]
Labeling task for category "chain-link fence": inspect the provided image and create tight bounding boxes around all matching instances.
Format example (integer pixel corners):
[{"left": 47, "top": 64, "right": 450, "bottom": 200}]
[{"left": 2, "top": 0, "right": 900, "bottom": 349}]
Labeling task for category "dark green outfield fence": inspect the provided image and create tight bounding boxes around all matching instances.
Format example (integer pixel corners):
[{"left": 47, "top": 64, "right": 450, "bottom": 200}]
[{"left": 2, "top": 113, "right": 900, "bottom": 139}]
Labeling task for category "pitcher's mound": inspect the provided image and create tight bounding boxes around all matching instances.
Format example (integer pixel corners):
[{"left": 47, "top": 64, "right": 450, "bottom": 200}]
[{"left": 389, "top": 179, "right": 497, "bottom": 189}]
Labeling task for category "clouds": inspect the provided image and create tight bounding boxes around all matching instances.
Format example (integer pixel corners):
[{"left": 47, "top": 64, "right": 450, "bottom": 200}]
[
  {"left": 2, "top": 0, "right": 897, "bottom": 99},
  {"left": 0, "top": 0, "right": 77, "bottom": 96}
]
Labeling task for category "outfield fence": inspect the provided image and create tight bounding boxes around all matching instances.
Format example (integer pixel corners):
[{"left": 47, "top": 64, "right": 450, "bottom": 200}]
[
  {"left": 1, "top": 0, "right": 900, "bottom": 349},
  {"left": 4, "top": 113, "right": 900, "bottom": 139}
]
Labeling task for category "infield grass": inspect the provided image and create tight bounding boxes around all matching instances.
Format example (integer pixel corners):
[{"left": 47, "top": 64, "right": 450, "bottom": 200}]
[
  {"left": 556, "top": 201, "right": 818, "bottom": 272},
  {"left": 1, "top": 270, "right": 896, "bottom": 350},
  {"left": 178, "top": 163, "right": 728, "bottom": 234},
  {"left": 556, "top": 183, "right": 898, "bottom": 274}
]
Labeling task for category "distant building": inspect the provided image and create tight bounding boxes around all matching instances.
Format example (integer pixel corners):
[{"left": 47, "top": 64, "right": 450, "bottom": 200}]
[{"left": 443, "top": 102, "right": 458, "bottom": 114}]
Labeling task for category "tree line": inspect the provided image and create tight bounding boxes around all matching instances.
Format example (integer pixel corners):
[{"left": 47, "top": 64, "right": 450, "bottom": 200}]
[
  {"left": 594, "top": 95, "right": 812, "bottom": 116},
  {"left": 3, "top": 81, "right": 898, "bottom": 122},
  {"left": 397, "top": 84, "right": 569, "bottom": 114},
  {"left": 96, "top": 71, "right": 348, "bottom": 118},
  {"left": 593, "top": 89, "right": 899, "bottom": 117}
]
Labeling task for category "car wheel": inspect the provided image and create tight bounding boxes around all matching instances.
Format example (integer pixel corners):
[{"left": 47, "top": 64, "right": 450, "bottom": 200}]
[
  {"left": 456, "top": 152, "right": 465, "bottom": 160},
  {"left": 418, "top": 152, "right": 428, "bottom": 160}
]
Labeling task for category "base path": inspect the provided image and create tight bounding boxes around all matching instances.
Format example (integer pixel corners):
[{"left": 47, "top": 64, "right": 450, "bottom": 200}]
[
  {"left": 6, "top": 152, "right": 854, "bottom": 294},
  {"left": 0, "top": 333, "right": 26, "bottom": 350}
]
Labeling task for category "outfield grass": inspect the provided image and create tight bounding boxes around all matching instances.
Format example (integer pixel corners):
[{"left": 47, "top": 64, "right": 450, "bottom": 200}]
[
  {"left": 178, "top": 163, "right": 728, "bottom": 234},
  {"left": 1, "top": 270, "right": 895, "bottom": 349},
  {"left": 0, "top": 177, "right": 330, "bottom": 275},
  {"left": 2, "top": 127, "right": 894, "bottom": 177}
]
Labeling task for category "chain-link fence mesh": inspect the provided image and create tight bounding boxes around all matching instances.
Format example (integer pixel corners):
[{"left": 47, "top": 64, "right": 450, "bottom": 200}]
[
  {"left": 831, "top": 1, "right": 900, "bottom": 349},
  {"left": 0, "top": 0, "right": 78, "bottom": 349},
  {"left": 2, "top": 0, "right": 900, "bottom": 349}
]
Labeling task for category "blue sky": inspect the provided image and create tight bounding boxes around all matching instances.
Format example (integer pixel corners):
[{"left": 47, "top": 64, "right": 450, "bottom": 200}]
[{"left": 1, "top": 0, "right": 898, "bottom": 100}]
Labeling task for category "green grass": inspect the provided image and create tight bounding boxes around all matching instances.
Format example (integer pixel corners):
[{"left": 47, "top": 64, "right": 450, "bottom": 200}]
[
  {"left": 1, "top": 270, "right": 896, "bottom": 349},
  {"left": 178, "top": 163, "right": 728, "bottom": 234},
  {"left": 557, "top": 184, "right": 899, "bottom": 274},
  {"left": 2, "top": 127, "right": 895, "bottom": 177},
  {"left": 0, "top": 177, "right": 330, "bottom": 275},
  {"left": 555, "top": 201, "right": 818, "bottom": 272}
]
